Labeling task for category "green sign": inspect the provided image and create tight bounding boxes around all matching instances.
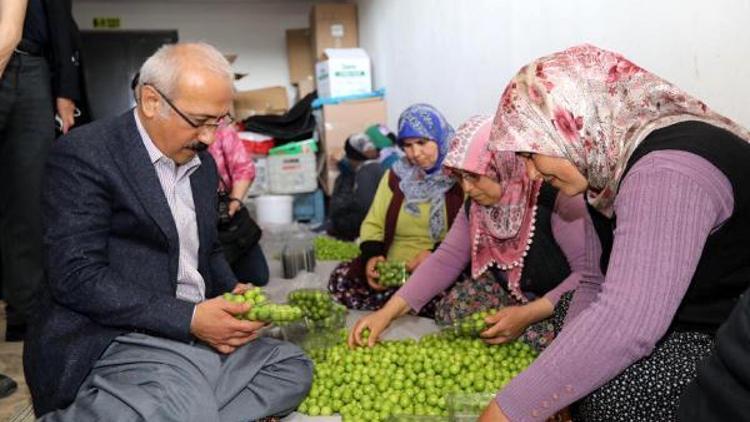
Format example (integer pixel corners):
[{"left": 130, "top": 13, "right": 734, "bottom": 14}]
[
  {"left": 334, "top": 70, "right": 366, "bottom": 77},
  {"left": 93, "top": 17, "right": 121, "bottom": 29}
]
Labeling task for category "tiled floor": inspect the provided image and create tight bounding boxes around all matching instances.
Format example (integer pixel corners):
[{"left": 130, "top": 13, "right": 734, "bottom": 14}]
[{"left": 0, "top": 301, "right": 32, "bottom": 421}]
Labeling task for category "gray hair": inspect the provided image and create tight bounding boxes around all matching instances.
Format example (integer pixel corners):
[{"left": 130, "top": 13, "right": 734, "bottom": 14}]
[{"left": 135, "top": 42, "right": 233, "bottom": 102}]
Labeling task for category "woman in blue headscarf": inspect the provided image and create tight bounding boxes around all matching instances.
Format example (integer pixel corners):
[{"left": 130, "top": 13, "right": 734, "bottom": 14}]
[{"left": 328, "top": 104, "right": 465, "bottom": 315}]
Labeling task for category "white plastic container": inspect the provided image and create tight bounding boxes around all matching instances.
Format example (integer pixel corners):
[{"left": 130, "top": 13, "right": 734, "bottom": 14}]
[
  {"left": 246, "top": 156, "right": 268, "bottom": 197},
  {"left": 267, "top": 153, "right": 317, "bottom": 194},
  {"left": 255, "top": 195, "right": 294, "bottom": 226}
]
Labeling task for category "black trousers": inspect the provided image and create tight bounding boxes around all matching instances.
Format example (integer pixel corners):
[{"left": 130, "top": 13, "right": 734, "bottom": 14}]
[{"left": 0, "top": 53, "right": 54, "bottom": 326}]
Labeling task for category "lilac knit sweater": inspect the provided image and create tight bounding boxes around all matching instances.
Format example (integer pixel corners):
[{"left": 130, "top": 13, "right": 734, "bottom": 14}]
[{"left": 497, "top": 150, "right": 734, "bottom": 421}]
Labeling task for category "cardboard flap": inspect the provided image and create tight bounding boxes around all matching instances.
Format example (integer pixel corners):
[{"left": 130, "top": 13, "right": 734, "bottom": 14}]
[{"left": 322, "top": 48, "right": 369, "bottom": 60}]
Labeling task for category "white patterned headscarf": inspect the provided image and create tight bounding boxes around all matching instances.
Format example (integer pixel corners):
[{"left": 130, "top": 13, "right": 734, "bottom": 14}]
[{"left": 490, "top": 44, "right": 750, "bottom": 217}]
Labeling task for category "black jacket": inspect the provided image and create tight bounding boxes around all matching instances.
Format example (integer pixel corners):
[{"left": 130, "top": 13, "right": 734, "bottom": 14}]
[
  {"left": 42, "top": 0, "right": 81, "bottom": 101},
  {"left": 329, "top": 161, "right": 385, "bottom": 241}
]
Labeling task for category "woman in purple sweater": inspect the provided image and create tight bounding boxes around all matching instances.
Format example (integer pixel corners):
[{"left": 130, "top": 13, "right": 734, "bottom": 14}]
[
  {"left": 481, "top": 44, "right": 750, "bottom": 421},
  {"left": 349, "top": 115, "right": 586, "bottom": 352}
]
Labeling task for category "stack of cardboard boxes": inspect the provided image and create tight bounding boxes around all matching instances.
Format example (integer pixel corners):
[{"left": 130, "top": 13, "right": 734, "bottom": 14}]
[
  {"left": 222, "top": 53, "right": 290, "bottom": 121},
  {"left": 285, "top": 28, "right": 315, "bottom": 101},
  {"left": 285, "top": 3, "right": 389, "bottom": 195},
  {"left": 233, "top": 86, "right": 289, "bottom": 121},
  {"left": 315, "top": 97, "right": 387, "bottom": 195}
]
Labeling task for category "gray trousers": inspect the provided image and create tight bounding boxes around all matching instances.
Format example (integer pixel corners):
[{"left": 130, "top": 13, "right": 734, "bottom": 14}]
[
  {"left": 0, "top": 53, "right": 54, "bottom": 327},
  {"left": 40, "top": 333, "right": 313, "bottom": 422}
]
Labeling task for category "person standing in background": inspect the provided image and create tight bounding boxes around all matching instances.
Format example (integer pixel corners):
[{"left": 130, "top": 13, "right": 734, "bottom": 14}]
[
  {"left": 0, "top": 0, "right": 28, "bottom": 400},
  {"left": 0, "top": 0, "right": 81, "bottom": 342}
]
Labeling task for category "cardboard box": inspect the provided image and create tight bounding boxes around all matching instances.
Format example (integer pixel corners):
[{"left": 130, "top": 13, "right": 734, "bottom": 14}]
[
  {"left": 234, "top": 86, "right": 289, "bottom": 120},
  {"left": 317, "top": 97, "right": 387, "bottom": 194},
  {"left": 315, "top": 48, "right": 372, "bottom": 99},
  {"left": 286, "top": 28, "right": 314, "bottom": 84},
  {"left": 294, "top": 79, "right": 315, "bottom": 102},
  {"left": 310, "top": 3, "right": 358, "bottom": 60}
]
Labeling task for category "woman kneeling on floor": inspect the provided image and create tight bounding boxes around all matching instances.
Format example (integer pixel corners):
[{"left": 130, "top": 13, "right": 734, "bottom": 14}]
[
  {"left": 349, "top": 115, "right": 587, "bottom": 352},
  {"left": 328, "top": 104, "right": 463, "bottom": 316},
  {"left": 479, "top": 44, "right": 750, "bottom": 422}
]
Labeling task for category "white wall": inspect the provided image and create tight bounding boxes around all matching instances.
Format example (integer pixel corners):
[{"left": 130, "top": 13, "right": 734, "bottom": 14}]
[
  {"left": 73, "top": 0, "right": 317, "bottom": 95},
  {"left": 357, "top": 0, "right": 750, "bottom": 129}
]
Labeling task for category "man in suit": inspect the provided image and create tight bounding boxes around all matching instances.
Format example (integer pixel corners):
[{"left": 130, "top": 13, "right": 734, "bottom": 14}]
[
  {"left": 24, "top": 42, "right": 312, "bottom": 421},
  {"left": 0, "top": 0, "right": 82, "bottom": 343}
]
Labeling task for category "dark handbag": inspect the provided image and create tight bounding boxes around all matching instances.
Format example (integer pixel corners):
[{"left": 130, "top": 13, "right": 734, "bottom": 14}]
[
  {"left": 216, "top": 147, "right": 262, "bottom": 265},
  {"left": 217, "top": 191, "right": 262, "bottom": 264}
]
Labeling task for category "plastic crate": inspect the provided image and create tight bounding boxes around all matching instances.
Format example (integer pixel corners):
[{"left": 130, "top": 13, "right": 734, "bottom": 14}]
[
  {"left": 268, "top": 138, "right": 318, "bottom": 156},
  {"left": 267, "top": 153, "right": 317, "bottom": 194},
  {"left": 293, "top": 189, "right": 325, "bottom": 225},
  {"left": 246, "top": 156, "right": 268, "bottom": 197},
  {"left": 241, "top": 139, "right": 275, "bottom": 155},
  {"left": 238, "top": 131, "right": 275, "bottom": 156},
  {"left": 447, "top": 392, "right": 496, "bottom": 421}
]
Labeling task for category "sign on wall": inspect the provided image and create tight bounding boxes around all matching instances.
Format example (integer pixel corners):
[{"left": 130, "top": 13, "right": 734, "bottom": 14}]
[{"left": 92, "top": 17, "right": 121, "bottom": 29}]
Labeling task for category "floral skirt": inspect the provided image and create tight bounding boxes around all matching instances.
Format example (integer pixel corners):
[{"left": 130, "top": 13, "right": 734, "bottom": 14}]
[
  {"left": 327, "top": 260, "right": 444, "bottom": 318},
  {"left": 433, "top": 270, "right": 572, "bottom": 353},
  {"left": 572, "top": 331, "right": 714, "bottom": 422}
]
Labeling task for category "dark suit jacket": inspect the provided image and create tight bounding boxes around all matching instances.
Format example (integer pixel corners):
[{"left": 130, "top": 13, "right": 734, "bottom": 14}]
[
  {"left": 23, "top": 111, "right": 237, "bottom": 416},
  {"left": 43, "top": 0, "right": 81, "bottom": 101}
]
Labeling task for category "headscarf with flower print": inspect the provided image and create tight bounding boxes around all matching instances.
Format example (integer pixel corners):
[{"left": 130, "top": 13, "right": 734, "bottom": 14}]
[
  {"left": 391, "top": 104, "right": 457, "bottom": 242},
  {"left": 490, "top": 44, "right": 750, "bottom": 217},
  {"left": 444, "top": 115, "right": 541, "bottom": 303}
]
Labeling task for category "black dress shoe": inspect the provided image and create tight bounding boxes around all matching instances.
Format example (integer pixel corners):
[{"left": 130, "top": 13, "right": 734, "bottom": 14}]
[
  {"left": 5, "top": 323, "right": 26, "bottom": 342},
  {"left": 0, "top": 374, "right": 17, "bottom": 399}
]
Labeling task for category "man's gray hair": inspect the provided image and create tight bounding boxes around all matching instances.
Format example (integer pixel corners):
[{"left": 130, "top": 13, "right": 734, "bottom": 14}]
[{"left": 135, "top": 42, "right": 233, "bottom": 102}]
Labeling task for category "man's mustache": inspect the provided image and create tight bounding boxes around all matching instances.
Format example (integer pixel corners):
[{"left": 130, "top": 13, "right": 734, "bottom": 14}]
[{"left": 187, "top": 141, "right": 208, "bottom": 152}]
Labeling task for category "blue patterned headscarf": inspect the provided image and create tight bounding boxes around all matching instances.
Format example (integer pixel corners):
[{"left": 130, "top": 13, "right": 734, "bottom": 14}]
[
  {"left": 396, "top": 103, "right": 454, "bottom": 174},
  {"left": 392, "top": 104, "right": 457, "bottom": 241}
]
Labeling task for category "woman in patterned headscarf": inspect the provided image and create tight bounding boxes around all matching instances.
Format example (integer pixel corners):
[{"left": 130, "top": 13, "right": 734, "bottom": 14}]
[
  {"left": 348, "top": 115, "right": 586, "bottom": 353},
  {"left": 328, "top": 104, "right": 464, "bottom": 314},
  {"left": 481, "top": 45, "right": 750, "bottom": 422}
]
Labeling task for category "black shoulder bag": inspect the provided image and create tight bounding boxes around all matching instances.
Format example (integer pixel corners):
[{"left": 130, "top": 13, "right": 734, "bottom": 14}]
[{"left": 216, "top": 148, "right": 262, "bottom": 265}]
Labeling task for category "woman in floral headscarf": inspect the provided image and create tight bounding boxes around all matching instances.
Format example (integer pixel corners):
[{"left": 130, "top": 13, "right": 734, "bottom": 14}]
[
  {"left": 348, "top": 115, "right": 586, "bottom": 351},
  {"left": 328, "top": 104, "right": 464, "bottom": 314},
  {"left": 481, "top": 45, "right": 750, "bottom": 422}
]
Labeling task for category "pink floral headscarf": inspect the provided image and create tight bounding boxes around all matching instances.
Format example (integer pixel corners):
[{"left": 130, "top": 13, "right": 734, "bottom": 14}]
[
  {"left": 444, "top": 115, "right": 541, "bottom": 302},
  {"left": 490, "top": 44, "right": 750, "bottom": 217}
]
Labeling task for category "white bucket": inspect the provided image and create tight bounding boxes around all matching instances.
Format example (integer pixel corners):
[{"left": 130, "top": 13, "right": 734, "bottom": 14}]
[{"left": 255, "top": 195, "right": 294, "bottom": 226}]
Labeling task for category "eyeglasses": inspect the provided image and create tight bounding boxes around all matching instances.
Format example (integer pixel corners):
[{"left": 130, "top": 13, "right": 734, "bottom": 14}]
[
  {"left": 145, "top": 83, "right": 234, "bottom": 130},
  {"left": 450, "top": 169, "right": 480, "bottom": 183}
]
